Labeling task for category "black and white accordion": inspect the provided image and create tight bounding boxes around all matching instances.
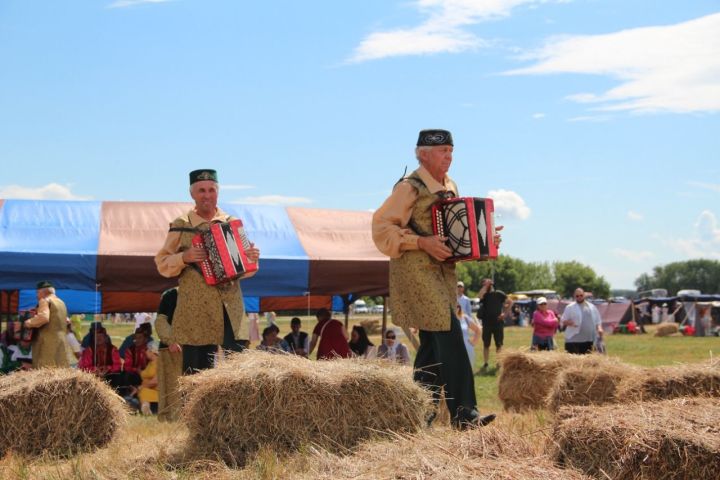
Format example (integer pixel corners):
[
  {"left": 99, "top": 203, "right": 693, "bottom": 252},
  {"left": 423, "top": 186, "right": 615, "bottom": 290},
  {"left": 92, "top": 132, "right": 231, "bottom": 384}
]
[
  {"left": 191, "top": 220, "right": 258, "bottom": 285},
  {"left": 432, "top": 197, "right": 498, "bottom": 262}
]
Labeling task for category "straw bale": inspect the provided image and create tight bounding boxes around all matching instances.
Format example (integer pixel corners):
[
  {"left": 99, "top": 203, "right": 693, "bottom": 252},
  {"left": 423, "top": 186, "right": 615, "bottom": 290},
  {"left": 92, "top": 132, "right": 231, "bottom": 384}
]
[
  {"left": 617, "top": 360, "right": 720, "bottom": 402},
  {"left": 549, "top": 362, "right": 638, "bottom": 410},
  {"left": 179, "top": 350, "right": 432, "bottom": 464},
  {"left": 654, "top": 322, "right": 679, "bottom": 337},
  {"left": 552, "top": 397, "right": 720, "bottom": 480},
  {"left": 358, "top": 318, "right": 381, "bottom": 335},
  {"left": 302, "top": 426, "right": 591, "bottom": 480},
  {"left": 0, "top": 368, "right": 126, "bottom": 458},
  {"left": 497, "top": 350, "right": 612, "bottom": 411}
]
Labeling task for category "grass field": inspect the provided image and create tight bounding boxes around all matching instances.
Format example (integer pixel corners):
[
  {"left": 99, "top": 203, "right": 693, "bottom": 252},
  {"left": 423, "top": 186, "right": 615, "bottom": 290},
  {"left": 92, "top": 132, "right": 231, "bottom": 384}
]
[{"left": 4, "top": 315, "right": 713, "bottom": 479}]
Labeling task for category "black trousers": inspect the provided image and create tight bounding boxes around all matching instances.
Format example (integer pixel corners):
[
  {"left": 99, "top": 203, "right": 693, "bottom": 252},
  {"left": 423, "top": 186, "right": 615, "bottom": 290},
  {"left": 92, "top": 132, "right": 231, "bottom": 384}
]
[
  {"left": 565, "top": 341, "right": 593, "bottom": 355},
  {"left": 413, "top": 311, "right": 477, "bottom": 423},
  {"left": 182, "top": 307, "right": 246, "bottom": 374}
]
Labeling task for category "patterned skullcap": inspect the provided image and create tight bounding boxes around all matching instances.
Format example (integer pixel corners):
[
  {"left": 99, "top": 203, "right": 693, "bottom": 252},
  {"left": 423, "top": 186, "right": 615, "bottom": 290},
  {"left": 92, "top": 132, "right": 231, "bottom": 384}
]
[
  {"left": 417, "top": 129, "right": 453, "bottom": 147},
  {"left": 189, "top": 169, "right": 218, "bottom": 184}
]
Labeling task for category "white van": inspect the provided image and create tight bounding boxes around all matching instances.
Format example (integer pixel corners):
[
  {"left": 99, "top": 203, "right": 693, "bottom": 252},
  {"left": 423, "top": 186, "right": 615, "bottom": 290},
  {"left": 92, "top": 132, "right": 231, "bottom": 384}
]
[{"left": 353, "top": 299, "right": 369, "bottom": 314}]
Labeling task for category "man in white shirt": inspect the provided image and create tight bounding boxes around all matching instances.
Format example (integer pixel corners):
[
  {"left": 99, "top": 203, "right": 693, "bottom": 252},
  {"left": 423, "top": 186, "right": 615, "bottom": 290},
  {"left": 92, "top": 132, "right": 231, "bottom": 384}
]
[
  {"left": 456, "top": 281, "right": 473, "bottom": 318},
  {"left": 560, "top": 288, "right": 603, "bottom": 354}
]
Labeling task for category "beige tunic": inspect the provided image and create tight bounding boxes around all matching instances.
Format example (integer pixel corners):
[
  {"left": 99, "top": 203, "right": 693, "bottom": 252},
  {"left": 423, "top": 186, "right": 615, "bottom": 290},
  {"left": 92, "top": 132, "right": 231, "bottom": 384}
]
[
  {"left": 155, "top": 208, "right": 246, "bottom": 345},
  {"left": 373, "top": 168, "right": 459, "bottom": 332},
  {"left": 155, "top": 311, "right": 183, "bottom": 422},
  {"left": 27, "top": 295, "right": 70, "bottom": 368}
]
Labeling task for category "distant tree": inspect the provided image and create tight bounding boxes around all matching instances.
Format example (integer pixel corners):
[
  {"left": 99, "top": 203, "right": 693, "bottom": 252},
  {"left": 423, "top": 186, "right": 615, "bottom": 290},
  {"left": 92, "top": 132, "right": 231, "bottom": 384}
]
[
  {"left": 553, "top": 261, "right": 610, "bottom": 299},
  {"left": 456, "top": 255, "right": 555, "bottom": 297},
  {"left": 634, "top": 259, "right": 720, "bottom": 295}
]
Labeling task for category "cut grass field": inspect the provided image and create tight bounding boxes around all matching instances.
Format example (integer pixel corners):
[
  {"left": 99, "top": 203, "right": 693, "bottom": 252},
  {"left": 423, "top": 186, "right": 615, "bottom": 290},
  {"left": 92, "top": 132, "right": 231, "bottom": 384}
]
[{"left": 5, "top": 315, "right": 713, "bottom": 479}]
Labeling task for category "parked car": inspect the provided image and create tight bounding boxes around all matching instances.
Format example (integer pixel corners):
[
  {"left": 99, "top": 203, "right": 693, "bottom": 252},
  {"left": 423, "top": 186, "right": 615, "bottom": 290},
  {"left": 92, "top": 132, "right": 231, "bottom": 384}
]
[
  {"left": 353, "top": 300, "right": 369, "bottom": 314},
  {"left": 370, "top": 305, "right": 384, "bottom": 314}
]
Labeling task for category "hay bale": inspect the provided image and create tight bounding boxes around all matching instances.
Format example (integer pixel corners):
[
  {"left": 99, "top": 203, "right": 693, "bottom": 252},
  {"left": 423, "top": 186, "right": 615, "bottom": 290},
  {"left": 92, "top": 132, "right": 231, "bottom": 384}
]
[
  {"left": 0, "top": 369, "right": 126, "bottom": 458},
  {"left": 358, "top": 318, "right": 381, "bottom": 335},
  {"left": 498, "top": 351, "right": 612, "bottom": 411},
  {"left": 552, "top": 397, "right": 720, "bottom": 480},
  {"left": 548, "top": 362, "right": 638, "bottom": 410},
  {"left": 617, "top": 361, "right": 720, "bottom": 402},
  {"left": 303, "top": 426, "right": 592, "bottom": 479},
  {"left": 179, "top": 350, "right": 432, "bottom": 464},
  {"left": 654, "top": 322, "right": 679, "bottom": 337}
]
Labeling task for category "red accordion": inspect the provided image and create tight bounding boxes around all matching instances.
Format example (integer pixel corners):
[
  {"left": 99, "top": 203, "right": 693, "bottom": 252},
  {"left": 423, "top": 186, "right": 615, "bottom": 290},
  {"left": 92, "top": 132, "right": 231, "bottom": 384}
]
[
  {"left": 432, "top": 197, "right": 498, "bottom": 262},
  {"left": 192, "top": 220, "right": 258, "bottom": 285}
]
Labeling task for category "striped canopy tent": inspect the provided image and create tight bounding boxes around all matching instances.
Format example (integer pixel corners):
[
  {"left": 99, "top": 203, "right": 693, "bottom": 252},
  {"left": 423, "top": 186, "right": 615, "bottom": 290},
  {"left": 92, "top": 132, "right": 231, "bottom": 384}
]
[{"left": 0, "top": 199, "right": 388, "bottom": 315}]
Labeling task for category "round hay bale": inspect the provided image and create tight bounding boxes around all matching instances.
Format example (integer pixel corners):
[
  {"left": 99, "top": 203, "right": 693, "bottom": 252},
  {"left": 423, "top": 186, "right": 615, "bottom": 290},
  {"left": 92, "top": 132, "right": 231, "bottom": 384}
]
[
  {"left": 552, "top": 397, "right": 720, "bottom": 480},
  {"left": 548, "top": 362, "right": 637, "bottom": 410},
  {"left": 302, "top": 426, "right": 592, "bottom": 479},
  {"left": 654, "top": 322, "right": 679, "bottom": 337},
  {"left": 617, "top": 360, "right": 720, "bottom": 402},
  {"left": 497, "top": 350, "right": 611, "bottom": 411},
  {"left": 179, "top": 350, "right": 432, "bottom": 464},
  {"left": 0, "top": 369, "right": 126, "bottom": 458}
]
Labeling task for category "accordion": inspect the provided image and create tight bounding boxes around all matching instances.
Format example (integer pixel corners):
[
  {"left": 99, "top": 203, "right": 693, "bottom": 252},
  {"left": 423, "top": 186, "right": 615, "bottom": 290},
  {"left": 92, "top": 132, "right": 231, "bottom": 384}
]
[
  {"left": 432, "top": 197, "right": 498, "bottom": 262},
  {"left": 192, "top": 220, "right": 258, "bottom": 285}
]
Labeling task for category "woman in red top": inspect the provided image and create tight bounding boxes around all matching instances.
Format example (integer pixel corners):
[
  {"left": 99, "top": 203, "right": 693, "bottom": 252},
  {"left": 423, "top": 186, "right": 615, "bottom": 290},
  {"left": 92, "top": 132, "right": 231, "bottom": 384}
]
[
  {"left": 531, "top": 297, "right": 559, "bottom": 351},
  {"left": 308, "top": 308, "right": 351, "bottom": 360}
]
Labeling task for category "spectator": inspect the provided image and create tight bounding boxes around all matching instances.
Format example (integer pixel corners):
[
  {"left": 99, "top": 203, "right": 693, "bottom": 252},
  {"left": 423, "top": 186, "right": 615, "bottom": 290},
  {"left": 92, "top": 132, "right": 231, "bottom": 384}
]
[
  {"left": 138, "top": 341, "right": 160, "bottom": 415},
  {"left": 119, "top": 323, "right": 154, "bottom": 359},
  {"left": 456, "top": 281, "right": 473, "bottom": 317},
  {"left": 257, "top": 325, "right": 290, "bottom": 353},
  {"left": 478, "top": 279, "right": 507, "bottom": 371},
  {"left": 22, "top": 281, "right": 69, "bottom": 368},
  {"left": 154, "top": 287, "right": 183, "bottom": 422},
  {"left": 81, "top": 321, "right": 105, "bottom": 349},
  {"left": 65, "top": 320, "right": 82, "bottom": 367},
  {"left": 376, "top": 329, "right": 411, "bottom": 365},
  {"left": 0, "top": 343, "right": 12, "bottom": 374},
  {"left": 456, "top": 304, "right": 481, "bottom": 368},
  {"left": 283, "top": 317, "right": 309, "bottom": 357},
  {"left": 560, "top": 288, "right": 603, "bottom": 355},
  {"left": 531, "top": 297, "right": 558, "bottom": 351},
  {"left": 308, "top": 308, "right": 351, "bottom": 360},
  {"left": 6, "top": 336, "right": 33, "bottom": 372},
  {"left": 348, "top": 325, "right": 375, "bottom": 358},
  {"left": 78, "top": 328, "right": 122, "bottom": 384},
  {"left": 123, "top": 330, "right": 151, "bottom": 394}
]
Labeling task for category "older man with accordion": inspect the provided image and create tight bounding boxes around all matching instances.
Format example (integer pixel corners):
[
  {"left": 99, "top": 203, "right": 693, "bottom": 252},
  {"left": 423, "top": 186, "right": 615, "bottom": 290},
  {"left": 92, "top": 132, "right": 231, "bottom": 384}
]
[
  {"left": 155, "top": 169, "right": 260, "bottom": 373},
  {"left": 372, "top": 129, "right": 501, "bottom": 429}
]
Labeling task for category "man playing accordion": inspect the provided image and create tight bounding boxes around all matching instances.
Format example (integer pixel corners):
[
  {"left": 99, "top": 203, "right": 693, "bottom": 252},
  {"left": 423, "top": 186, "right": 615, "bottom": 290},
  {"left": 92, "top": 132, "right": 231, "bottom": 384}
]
[
  {"left": 155, "top": 169, "right": 260, "bottom": 373},
  {"left": 372, "top": 129, "right": 501, "bottom": 429}
]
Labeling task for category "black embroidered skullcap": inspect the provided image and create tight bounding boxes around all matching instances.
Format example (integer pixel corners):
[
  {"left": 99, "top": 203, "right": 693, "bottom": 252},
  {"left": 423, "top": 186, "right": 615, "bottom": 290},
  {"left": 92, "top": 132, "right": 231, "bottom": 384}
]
[
  {"left": 36, "top": 280, "right": 53, "bottom": 289},
  {"left": 416, "top": 129, "right": 453, "bottom": 147},
  {"left": 189, "top": 169, "right": 218, "bottom": 184}
]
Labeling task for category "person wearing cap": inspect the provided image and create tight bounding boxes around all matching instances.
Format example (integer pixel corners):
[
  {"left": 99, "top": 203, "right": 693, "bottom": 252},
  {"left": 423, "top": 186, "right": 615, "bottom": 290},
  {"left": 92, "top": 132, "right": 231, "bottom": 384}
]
[
  {"left": 22, "top": 281, "right": 69, "bottom": 368},
  {"left": 372, "top": 129, "right": 501, "bottom": 429},
  {"left": 155, "top": 169, "right": 261, "bottom": 373},
  {"left": 531, "top": 297, "right": 558, "bottom": 351},
  {"left": 456, "top": 281, "right": 473, "bottom": 318}
]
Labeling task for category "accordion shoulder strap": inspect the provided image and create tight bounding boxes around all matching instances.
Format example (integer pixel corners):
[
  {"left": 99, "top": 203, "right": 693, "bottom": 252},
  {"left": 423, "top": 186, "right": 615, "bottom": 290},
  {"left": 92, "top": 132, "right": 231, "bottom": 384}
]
[{"left": 168, "top": 226, "right": 200, "bottom": 233}]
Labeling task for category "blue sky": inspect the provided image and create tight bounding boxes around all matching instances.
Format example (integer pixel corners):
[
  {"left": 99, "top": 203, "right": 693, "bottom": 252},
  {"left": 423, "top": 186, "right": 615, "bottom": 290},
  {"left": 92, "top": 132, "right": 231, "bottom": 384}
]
[{"left": 1, "top": 0, "right": 718, "bottom": 289}]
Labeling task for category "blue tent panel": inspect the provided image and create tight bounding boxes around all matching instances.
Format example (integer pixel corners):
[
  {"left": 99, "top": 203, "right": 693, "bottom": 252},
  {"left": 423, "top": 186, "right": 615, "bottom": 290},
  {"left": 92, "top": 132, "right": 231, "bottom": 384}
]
[
  {"left": 0, "top": 200, "right": 100, "bottom": 290},
  {"left": 19, "top": 289, "right": 102, "bottom": 314},
  {"left": 332, "top": 295, "right": 345, "bottom": 312},
  {"left": 244, "top": 296, "right": 260, "bottom": 313}
]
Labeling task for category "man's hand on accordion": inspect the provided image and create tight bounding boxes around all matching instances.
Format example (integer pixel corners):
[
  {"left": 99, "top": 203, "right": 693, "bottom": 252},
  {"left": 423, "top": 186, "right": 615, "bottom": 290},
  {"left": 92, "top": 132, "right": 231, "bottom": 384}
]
[
  {"left": 418, "top": 235, "right": 452, "bottom": 262},
  {"left": 182, "top": 246, "right": 208, "bottom": 264},
  {"left": 246, "top": 242, "right": 260, "bottom": 263}
]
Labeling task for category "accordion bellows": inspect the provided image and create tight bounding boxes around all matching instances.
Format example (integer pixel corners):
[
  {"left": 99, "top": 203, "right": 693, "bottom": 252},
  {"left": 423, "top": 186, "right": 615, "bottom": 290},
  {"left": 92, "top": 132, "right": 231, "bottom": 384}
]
[
  {"left": 192, "top": 220, "right": 258, "bottom": 285},
  {"left": 432, "top": 197, "right": 498, "bottom": 262}
]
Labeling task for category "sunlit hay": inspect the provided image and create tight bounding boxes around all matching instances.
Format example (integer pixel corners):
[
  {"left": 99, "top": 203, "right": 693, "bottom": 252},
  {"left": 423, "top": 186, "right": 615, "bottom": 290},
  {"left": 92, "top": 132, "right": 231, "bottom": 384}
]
[
  {"left": 548, "top": 362, "right": 638, "bottom": 410},
  {"left": 302, "top": 426, "right": 592, "bottom": 480},
  {"left": 358, "top": 318, "right": 381, "bottom": 335},
  {"left": 617, "top": 360, "right": 720, "bottom": 402},
  {"left": 0, "top": 369, "right": 126, "bottom": 459},
  {"left": 179, "top": 350, "right": 432, "bottom": 465},
  {"left": 497, "top": 350, "right": 612, "bottom": 411},
  {"left": 654, "top": 322, "right": 679, "bottom": 337},
  {"left": 552, "top": 397, "right": 720, "bottom": 480}
]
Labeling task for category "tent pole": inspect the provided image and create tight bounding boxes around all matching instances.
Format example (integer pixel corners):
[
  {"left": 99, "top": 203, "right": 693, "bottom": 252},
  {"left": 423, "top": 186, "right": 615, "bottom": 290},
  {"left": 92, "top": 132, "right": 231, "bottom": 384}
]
[
  {"left": 343, "top": 294, "right": 351, "bottom": 330},
  {"left": 381, "top": 295, "right": 388, "bottom": 341}
]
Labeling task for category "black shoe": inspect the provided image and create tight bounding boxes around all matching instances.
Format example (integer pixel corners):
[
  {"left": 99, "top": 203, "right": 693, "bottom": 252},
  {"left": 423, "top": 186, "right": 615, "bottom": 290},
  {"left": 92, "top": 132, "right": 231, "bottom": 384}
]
[{"left": 478, "top": 413, "right": 496, "bottom": 426}]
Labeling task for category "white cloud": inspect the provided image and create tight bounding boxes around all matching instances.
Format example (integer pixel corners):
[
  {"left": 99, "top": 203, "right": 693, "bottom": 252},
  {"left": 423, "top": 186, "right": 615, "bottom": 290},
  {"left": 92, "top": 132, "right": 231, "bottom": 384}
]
[
  {"left": 611, "top": 248, "right": 654, "bottom": 262},
  {"left": 231, "top": 195, "right": 312, "bottom": 206},
  {"left": 348, "top": 0, "right": 566, "bottom": 63},
  {"left": 107, "top": 0, "right": 172, "bottom": 8},
  {"left": 664, "top": 210, "right": 720, "bottom": 259},
  {"left": 532, "top": 112, "right": 545, "bottom": 119},
  {"left": 687, "top": 181, "right": 720, "bottom": 193},
  {"left": 506, "top": 12, "right": 720, "bottom": 114},
  {"left": 487, "top": 189, "right": 530, "bottom": 220},
  {"left": 0, "top": 183, "right": 92, "bottom": 200},
  {"left": 627, "top": 210, "right": 643, "bottom": 221}
]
